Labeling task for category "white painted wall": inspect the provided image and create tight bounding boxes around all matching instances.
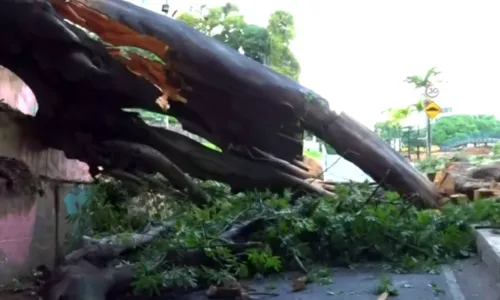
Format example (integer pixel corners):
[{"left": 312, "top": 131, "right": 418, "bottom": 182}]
[{"left": 324, "top": 155, "right": 373, "bottom": 183}]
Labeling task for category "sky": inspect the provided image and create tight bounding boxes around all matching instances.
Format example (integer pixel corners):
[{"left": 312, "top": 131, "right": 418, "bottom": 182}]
[{"left": 126, "top": 0, "right": 500, "bottom": 128}]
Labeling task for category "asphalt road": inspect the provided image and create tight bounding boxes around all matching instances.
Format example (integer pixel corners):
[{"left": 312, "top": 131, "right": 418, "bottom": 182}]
[
  {"left": 2, "top": 257, "right": 498, "bottom": 300},
  {"left": 188, "top": 257, "right": 500, "bottom": 300}
]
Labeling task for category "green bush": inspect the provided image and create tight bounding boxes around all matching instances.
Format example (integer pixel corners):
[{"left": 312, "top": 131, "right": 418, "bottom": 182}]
[
  {"left": 493, "top": 142, "right": 500, "bottom": 157},
  {"left": 415, "top": 157, "right": 447, "bottom": 174},
  {"left": 68, "top": 178, "right": 500, "bottom": 294}
]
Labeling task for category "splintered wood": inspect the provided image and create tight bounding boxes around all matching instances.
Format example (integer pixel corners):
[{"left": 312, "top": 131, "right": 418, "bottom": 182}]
[
  {"left": 50, "top": 0, "right": 186, "bottom": 110},
  {"left": 107, "top": 49, "right": 186, "bottom": 110}
]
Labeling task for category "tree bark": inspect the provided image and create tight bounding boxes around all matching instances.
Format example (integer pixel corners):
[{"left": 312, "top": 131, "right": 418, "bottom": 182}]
[{"left": 51, "top": 0, "right": 440, "bottom": 207}]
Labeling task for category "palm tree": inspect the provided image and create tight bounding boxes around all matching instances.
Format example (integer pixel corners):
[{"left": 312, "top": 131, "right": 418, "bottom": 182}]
[
  {"left": 405, "top": 67, "right": 440, "bottom": 89},
  {"left": 387, "top": 67, "right": 441, "bottom": 125},
  {"left": 386, "top": 99, "right": 426, "bottom": 126},
  {"left": 382, "top": 67, "right": 442, "bottom": 157}
]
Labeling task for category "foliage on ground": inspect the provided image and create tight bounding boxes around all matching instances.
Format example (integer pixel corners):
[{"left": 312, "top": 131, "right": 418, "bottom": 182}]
[{"left": 68, "top": 177, "right": 500, "bottom": 295}]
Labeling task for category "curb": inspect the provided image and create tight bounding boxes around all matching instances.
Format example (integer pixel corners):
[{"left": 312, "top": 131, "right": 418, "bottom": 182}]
[{"left": 473, "top": 226, "right": 500, "bottom": 283}]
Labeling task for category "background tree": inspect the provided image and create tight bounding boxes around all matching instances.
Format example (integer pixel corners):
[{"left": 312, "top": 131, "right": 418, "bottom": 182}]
[
  {"left": 376, "top": 114, "right": 500, "bottom": 150},
  {"left": 177, "top": 4, "right": 300, "bottom": 80},
  {"left": 375, "top": 121, "right": 426, "bottom": 158},
  {"left": 374, "top": 121, "right": 401, "bottom": 142},
  {"left": 266, "top": 11, "right": 300, "bottom": 79}
]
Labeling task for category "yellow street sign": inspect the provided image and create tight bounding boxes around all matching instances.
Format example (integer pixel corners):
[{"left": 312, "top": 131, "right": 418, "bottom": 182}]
[{"left": 424, "top": 101, "right": 442, "bottom": 119}]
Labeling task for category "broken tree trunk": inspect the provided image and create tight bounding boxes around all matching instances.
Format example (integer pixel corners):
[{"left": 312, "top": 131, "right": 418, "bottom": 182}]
[
  {"left": 0, "top": 0, "right": 336, "bottom": 199},
  {"left": 52, "top": 0, "right": 441, "bottom": 207},
  {"left": 0, "top": 0, "right": 441, "bottom": 207}
]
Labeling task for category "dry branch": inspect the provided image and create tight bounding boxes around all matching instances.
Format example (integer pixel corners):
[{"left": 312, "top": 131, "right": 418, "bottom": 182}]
[
  {"left": 39, "top": 220, "right": 175, "bottom": 300},
  {"left": 40, "top": 214, "right": 270, "bottom": 300},
  {"left": 100, "top": 140, "right": 210, "bottom": 204},
  {"left": 64, "top": 220, "right": 175, "bottom": 265}
]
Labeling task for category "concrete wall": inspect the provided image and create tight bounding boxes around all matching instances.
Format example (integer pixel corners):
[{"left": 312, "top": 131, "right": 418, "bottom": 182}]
[
  {"left": 0, "top": 68, "right": 92, "bottom": 283},
  {"left": 0, "top": 67, "right": 91, "bottom": 181}
]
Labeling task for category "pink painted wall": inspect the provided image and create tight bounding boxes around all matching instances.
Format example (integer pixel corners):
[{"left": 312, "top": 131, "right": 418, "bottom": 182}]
[
  {"left": 0, "top": 204, "right": 37, "bottom": 265},
  {"left": 0, "top": 179, "right": 56, "bottom": 283}
]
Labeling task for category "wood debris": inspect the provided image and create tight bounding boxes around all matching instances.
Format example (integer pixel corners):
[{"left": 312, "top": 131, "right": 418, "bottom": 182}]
[
  {"left": 291, "top": 276, "right": 307, "bottom": 292},
  {"left": 377, "top": 291, "right": 389, "bottom": 300},
  {"left": 433, "top": 161, "right": 500, "bottom": 201}
]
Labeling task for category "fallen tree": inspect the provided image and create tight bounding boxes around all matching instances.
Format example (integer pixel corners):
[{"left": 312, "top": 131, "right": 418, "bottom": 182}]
[{"left": 0, "top": 0, "right": 441, "bottom": 207}]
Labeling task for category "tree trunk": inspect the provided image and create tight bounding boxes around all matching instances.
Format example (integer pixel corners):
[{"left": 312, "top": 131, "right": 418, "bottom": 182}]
[
  {"left": 0, "top": 0, "right": 442, "bottom": 207},
  {"left": 62, "top": 0, "right": 440, "bottom": 207}
]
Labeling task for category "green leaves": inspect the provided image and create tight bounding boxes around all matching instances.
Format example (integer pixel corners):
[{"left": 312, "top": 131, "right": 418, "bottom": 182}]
[
  {"left": 246, "top": 248, "right": 282, "bottom": 272},
  {"left": 71, "top": 177, "right": 500, "bottom": 295}
]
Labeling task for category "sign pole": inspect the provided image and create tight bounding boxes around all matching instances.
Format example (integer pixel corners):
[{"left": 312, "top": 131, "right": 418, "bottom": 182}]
[{"left": 426, "top": 115, "right": 431, "bottom": 156}]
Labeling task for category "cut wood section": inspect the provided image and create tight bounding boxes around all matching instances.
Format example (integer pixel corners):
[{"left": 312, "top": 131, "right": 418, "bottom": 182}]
[
  {"left": 302, "top": 156, "right": 323, "bottom": 180},
  {"left": 434, "top": 161, "right": 500, "bottom": 201},
  {"left": 449, "top": 193, "right": 468, "bottom": 204},
  {"left": 437, "top": 172, "right": 455, "bottom": 195},
  {"left": 474, "top": 188, "right": 496, "bottom": 201}
]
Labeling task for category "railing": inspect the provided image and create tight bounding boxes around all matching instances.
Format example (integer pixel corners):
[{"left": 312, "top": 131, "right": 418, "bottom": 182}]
[{"left": 439, "top": 132, "right": 500, "bottom": 150}]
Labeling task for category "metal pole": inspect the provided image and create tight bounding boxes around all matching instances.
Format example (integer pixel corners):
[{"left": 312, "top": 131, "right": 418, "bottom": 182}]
[{"left": 426, "top": 116, "right": 432, "bottom": 156}]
